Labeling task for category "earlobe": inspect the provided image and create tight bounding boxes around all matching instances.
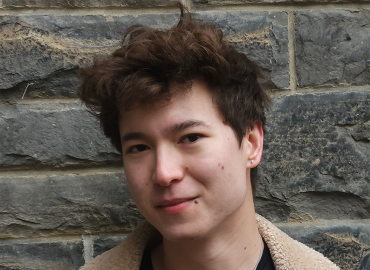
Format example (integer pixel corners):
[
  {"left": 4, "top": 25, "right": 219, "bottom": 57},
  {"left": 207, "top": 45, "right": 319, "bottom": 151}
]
[{"left": 243, "top": 123, "right": 264, "bottom": 168}]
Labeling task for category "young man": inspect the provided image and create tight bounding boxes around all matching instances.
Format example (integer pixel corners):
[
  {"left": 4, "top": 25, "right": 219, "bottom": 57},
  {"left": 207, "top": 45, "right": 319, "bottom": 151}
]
[{"left": 78, "top": 6, "right": 339, "bottom": 270}]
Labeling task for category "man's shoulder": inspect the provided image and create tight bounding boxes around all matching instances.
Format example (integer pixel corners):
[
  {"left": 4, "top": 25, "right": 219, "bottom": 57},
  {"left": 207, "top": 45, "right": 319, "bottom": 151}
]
[{"left": 256, "top": 214, "right": 340, "bottom": 270}]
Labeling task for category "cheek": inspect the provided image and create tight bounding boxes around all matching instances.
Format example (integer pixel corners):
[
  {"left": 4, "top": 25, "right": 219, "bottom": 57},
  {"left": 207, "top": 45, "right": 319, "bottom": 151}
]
[
  {"left": 187, "top": 157, "right": 246, "bottom": 191},
  {"left": 124, "top": 173, "right": 152, "bottom": 218},
  {"left": 124, "top": 167, "right": 150, "bottom": 200}
]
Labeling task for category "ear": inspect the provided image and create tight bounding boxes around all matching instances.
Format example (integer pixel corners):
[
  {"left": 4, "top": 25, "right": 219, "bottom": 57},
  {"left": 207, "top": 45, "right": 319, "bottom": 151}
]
[{"left": 242, "top": 122, "right": 264, "bottom": 169}]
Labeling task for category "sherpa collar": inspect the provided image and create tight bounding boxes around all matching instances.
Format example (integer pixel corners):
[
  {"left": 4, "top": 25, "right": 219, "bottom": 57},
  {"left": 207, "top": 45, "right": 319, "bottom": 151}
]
[{"left": 80, "top": 214, "right": 340, "bottom": 270}]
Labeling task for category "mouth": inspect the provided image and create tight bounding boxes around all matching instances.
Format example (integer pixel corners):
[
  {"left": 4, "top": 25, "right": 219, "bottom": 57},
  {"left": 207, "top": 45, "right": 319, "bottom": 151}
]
[{"left": 157, "top": 197, "right": 197, "bottom": 214}]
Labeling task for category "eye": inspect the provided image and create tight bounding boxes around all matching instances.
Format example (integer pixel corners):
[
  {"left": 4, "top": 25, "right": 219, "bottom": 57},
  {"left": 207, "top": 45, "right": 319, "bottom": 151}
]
[
  {"left": 181, "top": 134, "right": 202, "bottom": 144},
  {"left": 127, "top": 144, "right": 150, "bottom": 154}
]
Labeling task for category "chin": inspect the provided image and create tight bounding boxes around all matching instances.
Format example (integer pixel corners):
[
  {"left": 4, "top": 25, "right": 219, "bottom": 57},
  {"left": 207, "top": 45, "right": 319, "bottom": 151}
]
[
  {"left": 156, "top": 222, "right": 208, "bottom": 242},
  {"left": 161, "top": 231, "right": 205, "bottom": 243}
]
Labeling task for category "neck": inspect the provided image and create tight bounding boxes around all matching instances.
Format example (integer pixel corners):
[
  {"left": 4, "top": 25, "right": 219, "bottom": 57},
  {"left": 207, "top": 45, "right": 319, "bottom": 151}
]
[{"left": 152, "top": 203, "right": 262, "bottom": 270}]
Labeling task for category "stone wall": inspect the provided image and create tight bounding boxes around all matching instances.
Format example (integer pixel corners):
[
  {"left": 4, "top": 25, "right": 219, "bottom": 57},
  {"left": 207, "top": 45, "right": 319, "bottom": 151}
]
[{"left": 0, "top": 0, "right": 369, "bottom": 269}]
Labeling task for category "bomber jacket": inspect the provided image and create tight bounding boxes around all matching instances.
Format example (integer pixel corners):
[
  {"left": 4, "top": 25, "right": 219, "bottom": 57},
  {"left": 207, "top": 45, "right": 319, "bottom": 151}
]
[{"left": 80, "top": 214, "right": 340, "bottom": 270}]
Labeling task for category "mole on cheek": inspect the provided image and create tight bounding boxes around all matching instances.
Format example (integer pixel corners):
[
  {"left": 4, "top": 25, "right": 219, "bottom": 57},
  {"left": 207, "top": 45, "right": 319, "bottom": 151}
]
[
  {"left": 222, "top": 166, "right": 224, "bottom": 170},
  {"left": 194, "top": 200, "right": 198, "bottom": 204}
]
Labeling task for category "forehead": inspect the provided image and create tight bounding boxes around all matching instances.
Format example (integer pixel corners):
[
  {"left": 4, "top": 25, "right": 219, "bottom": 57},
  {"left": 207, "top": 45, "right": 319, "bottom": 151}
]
[{"left": 119, "top": 80, "right": 223, "bottom": 133}]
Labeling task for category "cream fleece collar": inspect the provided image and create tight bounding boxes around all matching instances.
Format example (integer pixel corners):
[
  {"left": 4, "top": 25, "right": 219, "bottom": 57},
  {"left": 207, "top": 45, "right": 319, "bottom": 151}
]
[{"left": 81, "top": 214, "right": 340, "bottom": 270}]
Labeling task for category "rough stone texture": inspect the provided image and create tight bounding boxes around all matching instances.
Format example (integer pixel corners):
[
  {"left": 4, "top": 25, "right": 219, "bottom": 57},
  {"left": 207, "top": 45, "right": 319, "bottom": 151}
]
[
  {"left": 0, "top": 69, "right": 81, "bottom": 99},
  {"left": 196, "top": 11, "right": 289, "bottom": 89},
  {"left": 0, "top": 237, "right": 84, "bottom": 270},
  {"left": 0, "top": 13, "right": 179, "bottom": 96},
  {"left": 92, "top": 234, "right": 127, "bottom": 258},
  {"left": 0, "top": 169, "right": 142, "bottom": 238},
  {"left": 3, "top": 0, "right": 171, "bottom": 8},
  {"left": 295, "top": 10, "right": 370, "bottom": 88},
  {"left": 278, "top": 220, "right": 370, "bottom": 270},
  {"left": 0, "top": 11, "right": 288, "bottom": 99},
  {"left": 0, "top": 101, "right": 121, "bottom": 167},
  {"left": 256, "top": 89, "right": 370, "bottom": 223}
]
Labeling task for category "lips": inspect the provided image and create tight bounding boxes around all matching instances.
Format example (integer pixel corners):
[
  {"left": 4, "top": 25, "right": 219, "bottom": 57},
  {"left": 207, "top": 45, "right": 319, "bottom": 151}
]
[
  {"left": 157, "top": 197, "right": 197, "bottom": 214},
  {"left": 158, "top": 198, "right": 195, "bottom": 207}
]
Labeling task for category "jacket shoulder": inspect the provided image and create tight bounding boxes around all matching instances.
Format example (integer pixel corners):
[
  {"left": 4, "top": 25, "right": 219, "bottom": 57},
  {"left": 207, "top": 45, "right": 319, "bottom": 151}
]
[
  {"left": 80, "top": 221, "right": 156, "bottom": 270},
  {"left": 256, "top": 214, "right": 340, "bottom": 270}
]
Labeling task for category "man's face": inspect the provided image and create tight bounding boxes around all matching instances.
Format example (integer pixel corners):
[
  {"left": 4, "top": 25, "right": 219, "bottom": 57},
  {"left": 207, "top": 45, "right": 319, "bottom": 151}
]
[{"left": 119, "top": 80, "right": 262, "bottom": 241}]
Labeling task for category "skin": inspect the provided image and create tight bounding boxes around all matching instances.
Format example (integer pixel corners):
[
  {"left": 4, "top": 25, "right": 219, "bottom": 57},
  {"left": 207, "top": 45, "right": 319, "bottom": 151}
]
[{"left": 119, "top": 80, "right": 264, "bottom": 270}]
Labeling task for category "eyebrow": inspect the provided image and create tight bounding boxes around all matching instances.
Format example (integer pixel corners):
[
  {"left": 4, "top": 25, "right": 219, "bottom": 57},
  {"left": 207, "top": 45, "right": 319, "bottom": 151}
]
[
  {"left": 121, "top": 120, "right": 209, "bottom": 143},
  {"left": 167, "top": 120, "right": 209, "bottom": 134},
  {"left": 121, "top": 132, "right": 146, "bottom": 144}
]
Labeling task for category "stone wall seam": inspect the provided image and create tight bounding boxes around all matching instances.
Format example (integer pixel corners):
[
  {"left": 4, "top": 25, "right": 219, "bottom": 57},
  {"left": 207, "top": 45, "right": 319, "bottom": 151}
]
[
  {"left": 2, "top": 3, "right": 370, "bottom": 15},
  {"left": 267, "top": 84, "right": 370, "bottom": 98},
  {"left": 0, "top": 166, "right": 124, "bottom": 177},
  {"left": 295, "top": 86, "right": 370, "bottom": 95},
  {"left": 0, "top": 234, "right": 88, "bottom": 243},
  {"left": 188, "top": 3, "right": 370, "bottom": 12},
  {"left": 0, "top": 6, "right": 182, "bottom": 16},
  {"left": 82, "top": 232, "right": 94, "bottom": 264},
  {"left": 5, "top": 98, "right": 81, "bottom": 105},
  {"left": 0, "top": 164, "right": 124, "bottom": 173},
  {"left": 0, "top": 232, "right": 129, "bottom": 242},
  {"left": 288, "top": 10, "right": 297, "bottom": 92},
  {"left": 296, "top": 84, "right": 370, "bottom": 92},
  {"left": 181, "top": 0, "right": 194, "bottom": 11}
]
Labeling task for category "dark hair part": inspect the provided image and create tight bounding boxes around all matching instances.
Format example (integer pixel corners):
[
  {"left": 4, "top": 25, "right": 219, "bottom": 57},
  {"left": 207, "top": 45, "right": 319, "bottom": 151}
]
[{"left": 79, "top": 4, "right": 270, "bottom": 197}]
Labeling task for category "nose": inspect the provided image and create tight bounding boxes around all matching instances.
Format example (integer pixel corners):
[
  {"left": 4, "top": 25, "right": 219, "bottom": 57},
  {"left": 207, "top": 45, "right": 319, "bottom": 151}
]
[{"left": 152, "top": 145, "right": 184, "bottom": 186}]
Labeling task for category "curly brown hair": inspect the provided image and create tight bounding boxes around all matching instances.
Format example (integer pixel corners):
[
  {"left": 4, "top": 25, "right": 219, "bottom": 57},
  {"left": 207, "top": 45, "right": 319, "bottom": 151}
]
[{"left": 78, "top": 4, "right": 270, "bottom": 196}]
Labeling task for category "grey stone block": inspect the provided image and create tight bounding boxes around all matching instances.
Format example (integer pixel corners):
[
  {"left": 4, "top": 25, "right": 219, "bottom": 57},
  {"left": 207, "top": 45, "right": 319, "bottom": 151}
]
[
  {"left": 196, "top": 11, "right": 289, "bottom": 89},
  {"left": 3, "top": 0, "right": 171, "bottom": 8},
  {"left": 295, "top": 10, "right": 370, "bottom": 87},
  {"left": 256, "top": 89, "right": 370, "bottom": 222},
  {"left": 0, "top": 101, "right": 121, "bottom": 167},
  {"left": 0, "top": 237, "right": 84, "bottom": 270},
  {"left": 0, "top": 13, "right": 179, "bottom": 95},
  {"left": 0, "top": 11, "right": 288, "bottom": 99},
  {"left": 0, "top": 169, "right": 142, "bottom": 238},
  {"left": 278, "top": 220, "right": 370, "bottom": 270},
  {"left": 92, "top": 234, "right": 127, "bottom": 258},
  {"left": 0, "top": 69, "right": 81, "bottom": 99}
]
